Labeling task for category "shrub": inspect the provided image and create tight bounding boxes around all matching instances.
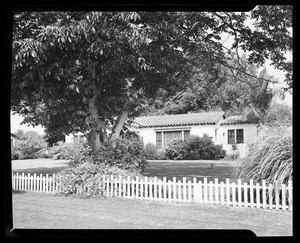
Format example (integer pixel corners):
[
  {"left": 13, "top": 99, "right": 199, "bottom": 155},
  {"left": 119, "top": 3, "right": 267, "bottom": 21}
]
[
  {"left": 164, "top": 139, "right": 188, "bottom": 160},
  {"left": 48, "top": 141, "right": 93, "bottom": 166},
  {"left": 11, "top": 146, "right": 20, "bottom": 160},
  {"left": 164, "top": 135, "right": 226, "bottom": 160},
  {"left": 14, "top": 138, "right": 44, "bottom": 159},
  {"left": 92, "top": 137, "right": 149, "bottom": 173},
  {"left": 144, "top": 143, "right": 158, "bottom": 160},
  {"left": 235, "top": 125, "right": 292, "bottom": 185},
  {"left": 55, "top": 162, "right": 145, "bottom": 198}
]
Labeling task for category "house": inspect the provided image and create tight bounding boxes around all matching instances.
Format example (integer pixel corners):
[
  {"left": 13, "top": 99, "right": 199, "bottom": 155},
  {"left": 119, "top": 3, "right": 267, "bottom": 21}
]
[
  {"left": 65, "top": 131, "right": 87, "bottom": 143},
  {"left": 132, "top": 111, "right": 259, "bottom": 158},
  {"left": 11, "top": 133, "right": 19, "bottom": 146}
]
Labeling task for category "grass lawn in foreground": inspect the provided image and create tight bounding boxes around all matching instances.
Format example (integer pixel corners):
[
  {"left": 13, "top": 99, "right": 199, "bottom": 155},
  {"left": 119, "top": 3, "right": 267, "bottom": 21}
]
[{"left": 12, "top": 191, "right": 292, "bottom": 236}]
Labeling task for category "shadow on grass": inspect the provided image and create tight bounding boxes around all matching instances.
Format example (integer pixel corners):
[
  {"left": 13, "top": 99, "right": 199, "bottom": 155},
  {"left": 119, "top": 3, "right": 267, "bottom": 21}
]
[
  {"left": 13, "top": 166, "right": 68, "bottom": 176},
  {"left": 12, "top": 190, "right": 27, "bottom": 194}
]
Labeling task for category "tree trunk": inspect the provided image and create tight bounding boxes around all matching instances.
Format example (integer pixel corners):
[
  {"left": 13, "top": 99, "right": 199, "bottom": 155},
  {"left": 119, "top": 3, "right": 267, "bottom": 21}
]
[
  {"left": 86, "top": 59, "right": 106, "bottom": 151},
  {"left": 87, "top": 129, "right": 102, "bottom": 151},
  {"left": 87, "top": 95, "right": 105, "bottom": 151},
  {"left": 109, "top": 101, "right": 129, "bottom": 145}
]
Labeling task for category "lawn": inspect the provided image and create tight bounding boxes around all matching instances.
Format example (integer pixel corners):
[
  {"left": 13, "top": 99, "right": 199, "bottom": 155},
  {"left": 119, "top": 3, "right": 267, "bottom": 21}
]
[
  {"left": 142, "top": 161, "right": 239, "bottom": 182},
  {"left": 12, "top": 159, "right": 239, "bottom": 182},
  {"left": 12, "top": 191, "right": 292, "bottom": 236}
]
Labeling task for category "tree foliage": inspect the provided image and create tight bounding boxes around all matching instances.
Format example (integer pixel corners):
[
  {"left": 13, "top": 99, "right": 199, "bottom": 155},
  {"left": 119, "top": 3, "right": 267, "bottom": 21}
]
[{"left": 11, "top": 8, "right": 292, "bottom": 151}]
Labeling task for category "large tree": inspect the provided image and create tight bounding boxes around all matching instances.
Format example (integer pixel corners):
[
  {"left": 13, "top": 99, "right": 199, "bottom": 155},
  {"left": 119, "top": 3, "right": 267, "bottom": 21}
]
[{"left": 11, "top": 7, "right": 292, "bottom": 151}]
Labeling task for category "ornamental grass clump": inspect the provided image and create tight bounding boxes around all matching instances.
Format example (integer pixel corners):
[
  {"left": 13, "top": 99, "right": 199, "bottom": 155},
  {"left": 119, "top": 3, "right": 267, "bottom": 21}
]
[{"left": 235, "top": 125, "right": 292, "bottom": 185}]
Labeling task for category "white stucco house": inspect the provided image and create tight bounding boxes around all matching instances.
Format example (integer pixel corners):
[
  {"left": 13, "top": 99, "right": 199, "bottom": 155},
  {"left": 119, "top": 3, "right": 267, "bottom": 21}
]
[
  {"left": 132, "top": 111, "right": 259, "bottom": 159},
  {"left": 64, "top": 111, "right": 258, "bottom": 159}
]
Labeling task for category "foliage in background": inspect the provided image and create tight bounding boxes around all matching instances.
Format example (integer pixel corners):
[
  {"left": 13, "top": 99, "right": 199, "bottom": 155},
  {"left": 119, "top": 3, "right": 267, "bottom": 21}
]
[
  {"left": 165, "top": 135, "right": 226, "bottom": 160},
  {"left": 11, "top": 131, "right": 47, "bottom": 160},
  {"left": 235, "top": 125, "right": 292, "bottom": 185}
]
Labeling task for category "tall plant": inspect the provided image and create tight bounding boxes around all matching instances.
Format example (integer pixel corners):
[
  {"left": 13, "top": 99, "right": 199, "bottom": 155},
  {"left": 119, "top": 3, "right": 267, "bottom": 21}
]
[{"left": 235, "top": 125, "right": 292, "bottom": 185}]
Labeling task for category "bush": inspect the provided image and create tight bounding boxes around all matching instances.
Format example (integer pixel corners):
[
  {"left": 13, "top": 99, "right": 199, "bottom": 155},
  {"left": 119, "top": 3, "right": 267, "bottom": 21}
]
[
  {"left": 144, "top": 143, "right": 158, "bottom": 160},
  {"left": 164, "top": 135, "right": 226, "bottom": 160},
  {"left": 11, "top": 146, "right": 20, "bottom": 160},
  {"left": 55, "top": 162, "right": 143, "bottom": 198},
  {"left": 164, "top": 139, "right": 188, "bottom": 160},
  {"left": 235, "top": 125, "right": 292, "bottom": 185},
  {"left": 92, "top": 137, "right": 149, "bottom": 173},
  {"left": 48, "top": 141, "right": 93, "bottom": 166},
  {"left": 14, "top": 138, "right": 44, "bottom": 159}
]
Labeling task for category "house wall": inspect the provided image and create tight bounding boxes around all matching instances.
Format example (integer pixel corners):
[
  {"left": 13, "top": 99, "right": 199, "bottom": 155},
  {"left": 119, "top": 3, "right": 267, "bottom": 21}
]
[
  {"left": 65, "top": 132, "right": 87, "bottom": 143},
  {"left": 138, "top": 123, "right": 258, "bottom": 158},
  {"left": 137, "top": 124, "right": 219, "bottom": 148},
  {"left": 217, "top": 124, "right": 258, "bottom": 158}
]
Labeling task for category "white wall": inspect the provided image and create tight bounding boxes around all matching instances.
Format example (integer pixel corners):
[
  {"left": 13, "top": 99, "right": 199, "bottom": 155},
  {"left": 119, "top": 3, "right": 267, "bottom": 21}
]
[
  {"left": 217, "top": 124, "right": 258, "bottom": 158},
  {"left": 65, "top": 132, "right": 87, "bottom": 143},
  {"left": 138, "top": 124, "right": 219, "bottom": 148},
  {"left": 137, "top": 123, "right": 258, "bottom": 158}
]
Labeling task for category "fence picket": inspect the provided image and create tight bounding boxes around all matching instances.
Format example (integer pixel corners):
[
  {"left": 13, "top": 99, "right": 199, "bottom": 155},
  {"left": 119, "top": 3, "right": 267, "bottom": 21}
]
[
  {"left": 188, "top": 179, "right": 192, "bottom": 203},
  {"left": 237, "top": 179, "right": 242, "bottom": 207},
  {"left": 204, "top": 178, "right": 208, "bottom": 204},
  {"left": 262, "top": 180, "right": 267, "bottom": 209},
  {"left": 243, "top": 182, "right": 248, "bottom": 208},
  {"left": 256, "top": 183, "right": 260, "bottom": 209},
  {"left": 158, "top": 178, "right": 161, "bottom": 200},
  {"left": 215, "top": 178, "right": 219, "bottom": 204},
  {"left": 226, "top": 179, "right": 230, "bottom": 206},
  {"left": 269, "top": 184, "right": 273, "bottom": 210},
  {"left": 178, "top": 180, "right": 182, "bottom": 202},
  {"left": 193, "top": 178, "right": 197, "bottom": 202},
  {"left": 163, "top": 177, "right": 167, "bottom": 202},
  {"left": 168, "top": 179, "right": 172, "bottom": 202},
  {"left": 209, "top": 181, "right": 213, "bottom": 204},
  {"left": 288, "top": 180, "right": 292, "bottom": 211},
  {"left": 232, "top": 182, "right": 236, "bottom": 207},
  {"left": 172, "top": 177, "right": 177, "bottom": 201},
  {"left": 275, "top": 182, "right": 279, "bottom": 210},
  {"left": 154, "top": 177, "right": 157, "bottom": 201},
  {"left": 183, "top": 177, "right": 187, "bottom": 202},
  {"left": 220, "top": 182, "right": 224, "bottom": 205},
  {"left": 282, "top": 184, "right": 286, "bottom": 211},
  {"left": 250, "top": 180, "right": 254, "bottom": 208},
  {"left": 40, "top": 174, "right": 44, "bottom": 192}
]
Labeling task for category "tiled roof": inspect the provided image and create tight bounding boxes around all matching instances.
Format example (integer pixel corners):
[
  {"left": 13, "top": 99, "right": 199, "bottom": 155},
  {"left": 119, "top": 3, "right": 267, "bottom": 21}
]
[
  {"left": 220, "top": 115, "right": 253, "bottom": 125},
  {"left": 133, "top": 111, "right": 225, "bottom": 128}
]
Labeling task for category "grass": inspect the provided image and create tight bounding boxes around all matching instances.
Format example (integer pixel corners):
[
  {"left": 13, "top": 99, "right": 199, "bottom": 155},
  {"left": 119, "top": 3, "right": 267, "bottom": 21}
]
[
  {"left": 12, "top": 191, "right": 292, "bottom": 236},
  {"left": 12, "top": 159, "right": 238, "bottom": 182},
  {"left": 142, "top": 161, "right": 238, "bottom": 182}
]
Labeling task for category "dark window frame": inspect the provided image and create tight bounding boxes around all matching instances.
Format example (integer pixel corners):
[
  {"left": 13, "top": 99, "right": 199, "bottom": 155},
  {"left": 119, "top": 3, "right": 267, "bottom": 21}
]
[{"left": 236, "top": 129, "right": 244, "bottom": 144}]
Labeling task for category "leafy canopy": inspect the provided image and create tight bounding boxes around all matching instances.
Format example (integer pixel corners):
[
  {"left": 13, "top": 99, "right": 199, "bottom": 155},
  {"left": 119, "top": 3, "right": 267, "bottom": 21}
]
[{"left": 11, "top": 8, "right": 292, "bottom": 145}]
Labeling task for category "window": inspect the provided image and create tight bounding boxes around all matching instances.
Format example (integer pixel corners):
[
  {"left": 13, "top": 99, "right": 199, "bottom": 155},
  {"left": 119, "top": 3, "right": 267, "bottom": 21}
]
[
  {"left": 236, "top": 129, "right": 244, "bottom": 144},
  {"left": 156, "top": 130, "right": 191, "bottom": 149},
  {"left": 164, "top": 131, "right": 182, "bottom": 147},
  {"left": 184, "top": 130, "right": 190, "bottom": 140},
  {"left": 156, "top": 132, "right": 162, "bottom": 149},
  {"left": 227, "top": 129, "right": 244, "bottom": 144},
  {"left": 228, "top": 129, "right": 235, "bottom": 144},
  {"left": 73, "top": 134, "right": 85, "bottom": 143}
]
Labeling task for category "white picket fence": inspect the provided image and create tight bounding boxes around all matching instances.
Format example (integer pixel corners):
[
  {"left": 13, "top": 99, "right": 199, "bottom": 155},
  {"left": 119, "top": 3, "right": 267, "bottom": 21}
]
[{"left": 12, "top": 172, "right": 293, "bottom": 211}]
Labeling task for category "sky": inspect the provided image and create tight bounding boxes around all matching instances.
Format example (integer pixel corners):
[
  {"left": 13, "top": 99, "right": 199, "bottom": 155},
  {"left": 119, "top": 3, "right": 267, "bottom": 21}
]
[{"left": 10, "top": 11, "right": 292, "bottom": 135}]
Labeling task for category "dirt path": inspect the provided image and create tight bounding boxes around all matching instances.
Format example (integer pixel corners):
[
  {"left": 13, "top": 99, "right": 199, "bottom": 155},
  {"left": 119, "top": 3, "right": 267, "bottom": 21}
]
[{"left": 12, "top": 192, "right": 292, "bottom": 236}]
